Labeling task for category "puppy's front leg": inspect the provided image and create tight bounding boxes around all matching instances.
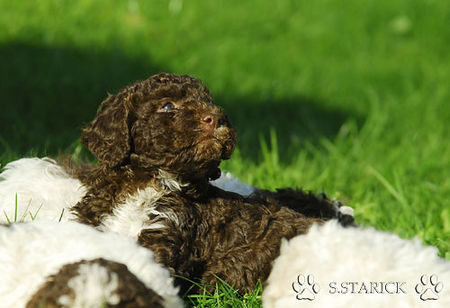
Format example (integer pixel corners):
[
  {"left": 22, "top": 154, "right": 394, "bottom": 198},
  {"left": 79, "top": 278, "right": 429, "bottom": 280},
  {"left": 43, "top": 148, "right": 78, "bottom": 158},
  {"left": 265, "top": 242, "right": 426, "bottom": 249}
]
[{"left": 138, "top": 228, "right": 205, "bottom": 295}]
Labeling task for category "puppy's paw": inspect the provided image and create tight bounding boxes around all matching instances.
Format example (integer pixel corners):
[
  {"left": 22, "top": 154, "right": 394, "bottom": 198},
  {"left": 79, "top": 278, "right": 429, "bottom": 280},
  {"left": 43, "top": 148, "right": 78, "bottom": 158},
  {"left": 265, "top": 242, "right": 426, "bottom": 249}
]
[{"left": 331, "top": 199, "right": 355, "bottom": 227}]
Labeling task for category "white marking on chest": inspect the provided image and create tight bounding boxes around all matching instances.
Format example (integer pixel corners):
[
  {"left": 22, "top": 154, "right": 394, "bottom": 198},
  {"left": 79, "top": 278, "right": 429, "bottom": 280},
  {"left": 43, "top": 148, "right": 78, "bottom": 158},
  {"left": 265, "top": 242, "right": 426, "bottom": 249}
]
[
  {"left": 158, "top": 169, "right": 187, "bottom": 191},
  {"left": 98, "top": 187, "right": 178, "bottom": 240}
]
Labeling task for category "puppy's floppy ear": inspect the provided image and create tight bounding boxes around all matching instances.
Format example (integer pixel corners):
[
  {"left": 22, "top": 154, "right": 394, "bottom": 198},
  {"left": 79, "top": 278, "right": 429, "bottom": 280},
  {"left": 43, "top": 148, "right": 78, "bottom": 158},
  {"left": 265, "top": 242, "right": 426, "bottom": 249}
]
[{"left": 81, "top": 92, "right": 132, "bottom": 168}]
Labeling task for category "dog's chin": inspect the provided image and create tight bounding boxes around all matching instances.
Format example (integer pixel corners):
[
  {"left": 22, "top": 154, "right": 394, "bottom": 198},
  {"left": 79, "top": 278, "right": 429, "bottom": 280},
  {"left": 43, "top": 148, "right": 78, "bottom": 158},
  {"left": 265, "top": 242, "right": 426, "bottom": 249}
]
[
  {"left": 200, "top": 128, "right": 236, "bottom": 160},
  {"left": 221, "top": 138, "right": 235, "bottom": 160}
]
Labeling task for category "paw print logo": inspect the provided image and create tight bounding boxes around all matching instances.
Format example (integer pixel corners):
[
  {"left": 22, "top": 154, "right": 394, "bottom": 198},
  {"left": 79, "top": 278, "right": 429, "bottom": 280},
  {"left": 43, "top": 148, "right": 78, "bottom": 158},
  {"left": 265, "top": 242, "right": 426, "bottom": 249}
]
[
  {"left": 292, "top": 274, "right": 320, "bottom": 301},
  {"left": 415, "top": 274, "right": 444, "bottom": 301}
]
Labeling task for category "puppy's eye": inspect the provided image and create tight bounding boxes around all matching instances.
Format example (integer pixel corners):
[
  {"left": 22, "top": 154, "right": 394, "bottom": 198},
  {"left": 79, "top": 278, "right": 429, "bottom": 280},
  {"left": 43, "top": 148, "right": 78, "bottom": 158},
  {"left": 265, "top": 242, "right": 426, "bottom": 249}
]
[{"left": 160, "top": 102, "right": 176, "bottom": 112}]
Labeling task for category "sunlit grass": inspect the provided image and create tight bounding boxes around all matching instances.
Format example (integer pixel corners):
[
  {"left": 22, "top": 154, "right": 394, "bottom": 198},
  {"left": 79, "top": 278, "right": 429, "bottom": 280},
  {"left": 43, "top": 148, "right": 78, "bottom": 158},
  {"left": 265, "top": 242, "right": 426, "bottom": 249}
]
[{"left": 176, "top": 275, "right": 262, "bottom": 308}]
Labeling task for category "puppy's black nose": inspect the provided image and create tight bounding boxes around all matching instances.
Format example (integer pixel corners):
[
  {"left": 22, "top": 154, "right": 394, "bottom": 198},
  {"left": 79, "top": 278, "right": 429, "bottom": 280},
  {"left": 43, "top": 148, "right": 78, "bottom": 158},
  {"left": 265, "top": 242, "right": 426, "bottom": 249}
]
[{"left": 202, "top": 114, "right": 226, "bottom": 128}]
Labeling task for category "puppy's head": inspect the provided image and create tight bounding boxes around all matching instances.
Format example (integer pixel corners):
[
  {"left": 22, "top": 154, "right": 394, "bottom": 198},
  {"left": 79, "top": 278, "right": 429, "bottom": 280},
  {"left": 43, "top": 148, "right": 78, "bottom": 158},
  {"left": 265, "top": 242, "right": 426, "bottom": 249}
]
[{"left": 81, "top": 73, "right": 235, "bottom": 180}]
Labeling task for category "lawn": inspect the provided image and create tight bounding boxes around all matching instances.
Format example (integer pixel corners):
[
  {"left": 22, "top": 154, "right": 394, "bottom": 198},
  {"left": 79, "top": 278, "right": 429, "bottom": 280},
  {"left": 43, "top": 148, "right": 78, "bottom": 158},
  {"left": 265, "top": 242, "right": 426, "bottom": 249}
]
[{"left": 0, "top": 0, "right": 449, "bottom": 306}]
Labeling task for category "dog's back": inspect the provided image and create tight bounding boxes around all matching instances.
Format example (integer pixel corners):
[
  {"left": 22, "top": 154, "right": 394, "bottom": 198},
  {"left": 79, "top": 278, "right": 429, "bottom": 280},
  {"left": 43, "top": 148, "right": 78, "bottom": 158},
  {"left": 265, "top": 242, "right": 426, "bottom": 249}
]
[{"left": 0, "top": 157, "right": 86, "bottom": 223}]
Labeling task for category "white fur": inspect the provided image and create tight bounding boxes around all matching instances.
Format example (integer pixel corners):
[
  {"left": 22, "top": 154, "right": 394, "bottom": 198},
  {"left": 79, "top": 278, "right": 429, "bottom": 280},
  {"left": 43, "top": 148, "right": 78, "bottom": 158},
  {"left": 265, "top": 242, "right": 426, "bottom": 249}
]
[
  {"left": 263, "top": 221, "right": 450, "bottom": 308},
  {"left": 0, "top": 158, "right": 85, "bottom": 223},
  {"left": 58, "top": 263, "right": 121, "bottom": 307},
  {"left": 99, "top": 187, "right": 178, "bottom": 239},
  {"left": 339, "top": 205, "right": 354, "bottom": 216},
  {"left": 0, "top": 221, "right": 182, "bottom": 308},
  {"left": 158, "top": 169, "right": 188, "bottom": 192}
]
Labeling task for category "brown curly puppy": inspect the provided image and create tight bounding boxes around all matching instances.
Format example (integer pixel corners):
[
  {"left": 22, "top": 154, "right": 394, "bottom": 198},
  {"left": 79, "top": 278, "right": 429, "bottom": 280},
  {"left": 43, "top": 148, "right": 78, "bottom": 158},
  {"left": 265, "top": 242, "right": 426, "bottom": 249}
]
[{"left": 67, "top": 73, "right": 352, "bottom": 293}]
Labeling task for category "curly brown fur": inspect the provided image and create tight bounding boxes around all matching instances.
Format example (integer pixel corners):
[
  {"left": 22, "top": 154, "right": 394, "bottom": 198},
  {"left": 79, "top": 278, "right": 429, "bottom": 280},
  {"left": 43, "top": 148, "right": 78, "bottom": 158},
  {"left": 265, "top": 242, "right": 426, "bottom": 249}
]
[
  {"left": 27, "top": 258, "right": 163, "bottom": 308},
  {"left": 80, "top": 73, "right": 234, "bottom": 180},
  {"left": 68, "top": 73, "right": 350, "bottom": 293},
  {"left": 136, "top": 186, "right": 325, "bottom": 293}
]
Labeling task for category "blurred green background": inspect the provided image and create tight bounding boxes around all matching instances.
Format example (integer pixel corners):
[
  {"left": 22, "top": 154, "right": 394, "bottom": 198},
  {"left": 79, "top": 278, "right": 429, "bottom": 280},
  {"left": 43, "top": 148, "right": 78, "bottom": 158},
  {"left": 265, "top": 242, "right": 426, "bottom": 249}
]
[{"left": 0, "top": 0, "right": 448, "bottom": 261}]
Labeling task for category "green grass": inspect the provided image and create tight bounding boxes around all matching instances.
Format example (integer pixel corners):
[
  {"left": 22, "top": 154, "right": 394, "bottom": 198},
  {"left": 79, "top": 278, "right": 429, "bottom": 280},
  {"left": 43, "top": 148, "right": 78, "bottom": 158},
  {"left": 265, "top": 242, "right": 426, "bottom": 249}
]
[
  {"left": 178, "top": 275, "right": 262, "bottom": 307},
  {"left": 0, "top": 0, "right": 449, "bottom": 306}
]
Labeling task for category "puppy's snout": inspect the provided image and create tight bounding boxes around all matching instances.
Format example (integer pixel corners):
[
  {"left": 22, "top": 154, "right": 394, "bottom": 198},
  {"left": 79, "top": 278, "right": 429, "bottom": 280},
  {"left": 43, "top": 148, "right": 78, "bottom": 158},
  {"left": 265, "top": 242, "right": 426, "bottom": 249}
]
[{"left": 201, "top": 114, "right": 226, "bottom": 129}]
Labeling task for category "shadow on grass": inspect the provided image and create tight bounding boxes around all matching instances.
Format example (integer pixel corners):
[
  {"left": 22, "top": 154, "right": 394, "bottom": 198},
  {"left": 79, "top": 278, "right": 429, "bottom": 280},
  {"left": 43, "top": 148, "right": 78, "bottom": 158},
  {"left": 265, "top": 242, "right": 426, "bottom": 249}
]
[
  {"left": 0, "top": 41, "right": 165, "bottom": 156},
  {"left": 0, "top": 41, "right": 363, "bottom": 163}
]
